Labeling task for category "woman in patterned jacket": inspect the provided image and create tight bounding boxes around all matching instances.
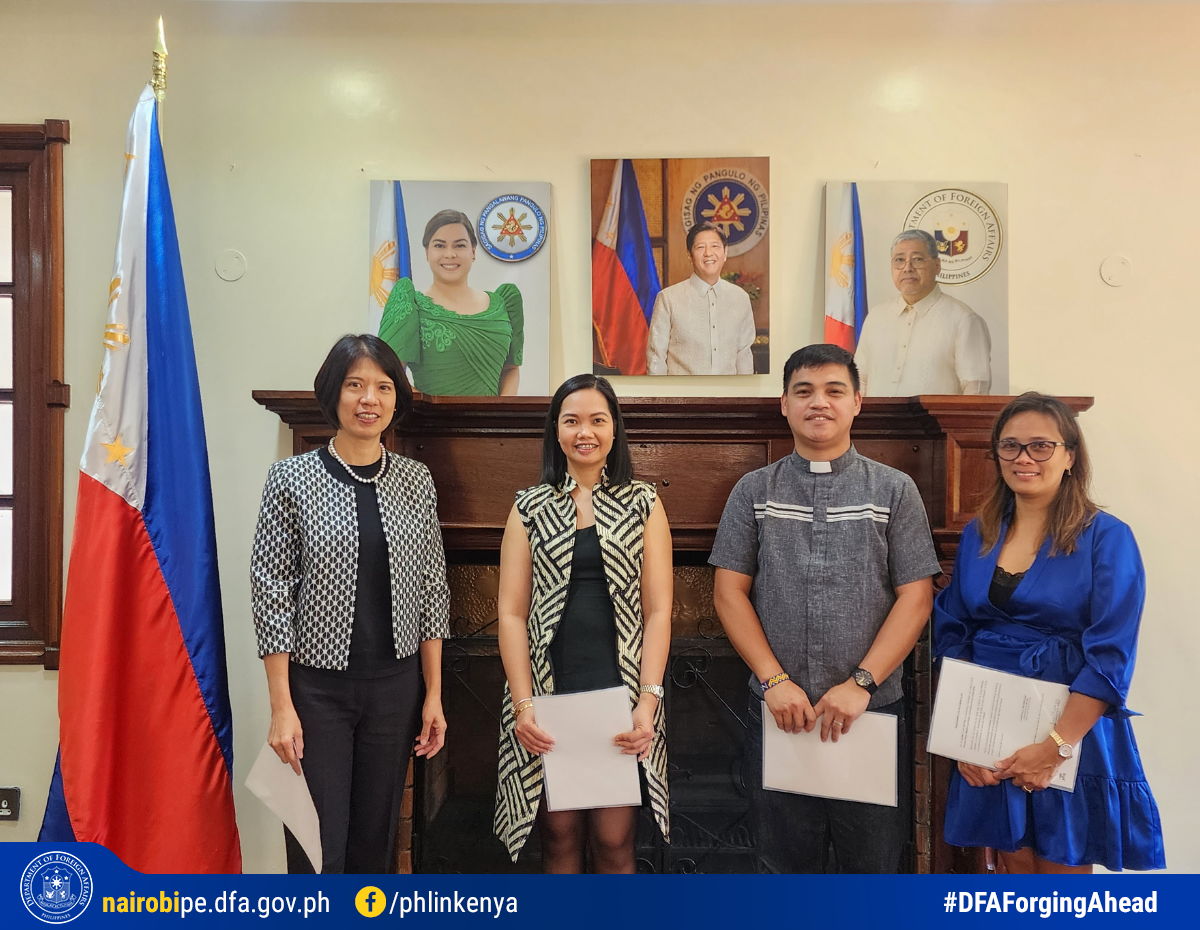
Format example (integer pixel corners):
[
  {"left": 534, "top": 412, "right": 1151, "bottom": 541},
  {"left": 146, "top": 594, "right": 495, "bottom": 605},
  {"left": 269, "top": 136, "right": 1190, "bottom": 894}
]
[
  {"left": 494, "top": 374, "right": 673, "bottom": 871},
  {"left": 251, "top": 334, "right": 450, "bottom": 873}
]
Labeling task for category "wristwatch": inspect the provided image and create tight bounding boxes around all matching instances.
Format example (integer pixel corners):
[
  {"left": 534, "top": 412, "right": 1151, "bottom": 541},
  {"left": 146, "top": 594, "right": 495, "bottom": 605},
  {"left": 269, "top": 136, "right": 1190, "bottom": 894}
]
[
  {"left": 639, "top": 683, "right": 665, "bottom": 700},
  {"left": 852, "top": 667, "right": 878, "bottom": 695},
  {"left": 1048, "top": 728, "right": 1074, "bottom": 759}
]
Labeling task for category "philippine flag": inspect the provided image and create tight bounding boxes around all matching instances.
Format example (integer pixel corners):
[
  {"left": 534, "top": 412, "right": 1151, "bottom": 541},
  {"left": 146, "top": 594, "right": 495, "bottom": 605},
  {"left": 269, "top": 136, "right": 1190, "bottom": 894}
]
[
  {"left": 591, "top": 159, "right": 661, "bottom": 375},
  {"left": 824, "top": 181, "right": 869, "bottom": 351},
  {"left": 367, "top": 180, "right": 411, "bottom": 332},
  {"left": 38, "top": 85, "right": 241, "bottom": 873}
]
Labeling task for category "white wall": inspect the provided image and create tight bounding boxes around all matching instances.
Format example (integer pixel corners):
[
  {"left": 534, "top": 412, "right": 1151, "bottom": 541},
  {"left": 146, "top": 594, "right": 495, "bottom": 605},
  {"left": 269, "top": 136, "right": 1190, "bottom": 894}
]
[{"left": 2, "top": 0, "right": 1196, "bottom": 872}]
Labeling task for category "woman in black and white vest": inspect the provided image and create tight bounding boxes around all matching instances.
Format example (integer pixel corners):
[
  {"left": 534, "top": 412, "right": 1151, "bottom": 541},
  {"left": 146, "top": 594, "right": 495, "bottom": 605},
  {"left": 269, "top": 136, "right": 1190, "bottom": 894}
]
[
  {"left": 494, "top": 374, "right": 672, "bottom": 871},
  {"left": 251, "top": 334, "right": 449, "bottom": 873}
]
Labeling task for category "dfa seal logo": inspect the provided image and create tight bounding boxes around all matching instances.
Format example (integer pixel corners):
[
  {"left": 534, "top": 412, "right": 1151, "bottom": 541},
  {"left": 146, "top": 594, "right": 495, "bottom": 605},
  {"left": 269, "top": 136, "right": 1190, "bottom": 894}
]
[
  {"left": 477, "top": 194, "right": 548, "bottom": 263},
  {"left": 20, "top": 851, "right": 93, "bottom": 923},
  {"left": 682, "top": 169, "right": 769, "bottom": 258},
  {"left": 904, "top": 188, "right": 1003, "bottom": 284}
]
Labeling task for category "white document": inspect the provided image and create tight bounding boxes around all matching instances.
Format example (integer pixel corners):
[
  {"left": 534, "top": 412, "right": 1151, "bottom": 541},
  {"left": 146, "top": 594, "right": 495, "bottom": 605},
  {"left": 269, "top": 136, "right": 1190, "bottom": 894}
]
[
  {"left": 245, "top": 741, "right": 323, "bottom": 873},
  {"left": 533, "top": 686, "right": 642, "bottom": 812},
  {"left": 762, "top": 711, "right": 898, "bottom": 807},
  {"left": 929, "top": 658, "right": 1081, "bottom": 792}
]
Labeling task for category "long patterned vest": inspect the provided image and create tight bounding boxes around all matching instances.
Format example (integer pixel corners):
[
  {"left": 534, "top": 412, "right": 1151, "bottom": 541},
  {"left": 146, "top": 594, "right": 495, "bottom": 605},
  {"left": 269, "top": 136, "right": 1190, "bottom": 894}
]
[{"left": 493, "top": 476, "right": 670, "bottom": 860}]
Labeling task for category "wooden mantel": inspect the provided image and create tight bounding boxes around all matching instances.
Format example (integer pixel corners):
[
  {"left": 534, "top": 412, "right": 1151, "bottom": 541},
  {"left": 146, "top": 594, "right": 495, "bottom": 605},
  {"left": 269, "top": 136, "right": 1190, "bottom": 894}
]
[{"left": 253, "top": 391, "right": 1093, "bottom": 559}]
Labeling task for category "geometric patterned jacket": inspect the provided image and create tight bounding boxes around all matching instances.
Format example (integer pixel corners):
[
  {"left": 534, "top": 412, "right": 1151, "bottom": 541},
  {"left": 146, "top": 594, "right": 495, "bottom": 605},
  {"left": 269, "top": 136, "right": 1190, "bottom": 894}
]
[
  {"left": 493, "top": 475, "right": 670, "bottom": 860},
  {"left": 250, "top": 449, "right": 450, "bottom": 668}
]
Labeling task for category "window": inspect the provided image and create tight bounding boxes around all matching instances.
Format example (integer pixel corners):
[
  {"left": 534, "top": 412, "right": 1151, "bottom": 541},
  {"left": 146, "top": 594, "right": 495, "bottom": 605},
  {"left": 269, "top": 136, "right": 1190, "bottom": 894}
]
[{"left": 1, "top": 120, "right": 70, "bottom": 666}]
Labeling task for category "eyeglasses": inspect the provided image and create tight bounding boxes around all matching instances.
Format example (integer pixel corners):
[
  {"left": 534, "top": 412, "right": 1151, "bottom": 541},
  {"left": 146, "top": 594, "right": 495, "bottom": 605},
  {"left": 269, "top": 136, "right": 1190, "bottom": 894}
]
[{"left": 993, "top": 439, "right": 1070, "bottom": 462}]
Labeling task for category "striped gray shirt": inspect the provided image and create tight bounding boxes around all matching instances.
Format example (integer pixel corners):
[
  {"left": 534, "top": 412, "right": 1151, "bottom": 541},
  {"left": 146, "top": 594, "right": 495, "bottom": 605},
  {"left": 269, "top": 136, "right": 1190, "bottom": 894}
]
[{"left": 710, "top": 447, "right": 940, "bottom": 707}]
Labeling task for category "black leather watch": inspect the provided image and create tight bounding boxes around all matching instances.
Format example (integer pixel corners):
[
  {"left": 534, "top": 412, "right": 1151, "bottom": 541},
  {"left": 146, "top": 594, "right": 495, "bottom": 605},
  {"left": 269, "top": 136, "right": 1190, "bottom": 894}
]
[{"left": 852, "top": 667, "right": 878, "bottom": 695}]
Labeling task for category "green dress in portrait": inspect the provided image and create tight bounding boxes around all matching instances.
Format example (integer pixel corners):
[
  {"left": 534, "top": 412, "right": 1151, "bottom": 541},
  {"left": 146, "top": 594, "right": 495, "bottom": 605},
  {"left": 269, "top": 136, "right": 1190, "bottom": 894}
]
[{"left": 378, "top": 277, "right": 524, "bottom": 396}]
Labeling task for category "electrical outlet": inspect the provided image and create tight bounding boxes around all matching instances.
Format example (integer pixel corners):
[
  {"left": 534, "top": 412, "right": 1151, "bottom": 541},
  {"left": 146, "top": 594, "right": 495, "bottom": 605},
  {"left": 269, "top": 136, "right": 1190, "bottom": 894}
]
[{"left": 0, "top": 787, "right": 21, "bottom": 821}]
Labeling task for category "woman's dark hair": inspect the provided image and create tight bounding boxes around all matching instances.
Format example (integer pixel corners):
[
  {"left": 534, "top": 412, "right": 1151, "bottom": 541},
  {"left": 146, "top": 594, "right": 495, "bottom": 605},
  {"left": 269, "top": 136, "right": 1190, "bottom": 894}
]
[
  {"left": 313, "top": 334, "right": 412, "bottom": 430},
  {"left": 421, "top": 209, "right": 478, "bottom": 249},
  {"left": 539, "top": 374, "right": 633, "bottom": 487},
  {"left": 977, "top": 391, "right": 1097, "bottom": 556}
]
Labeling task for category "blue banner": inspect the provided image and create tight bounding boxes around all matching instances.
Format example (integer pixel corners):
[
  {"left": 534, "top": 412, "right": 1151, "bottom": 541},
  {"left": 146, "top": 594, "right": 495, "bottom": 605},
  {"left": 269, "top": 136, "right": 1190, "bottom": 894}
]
[{"left": 1, "top": 843, "right": 1191, "bottom": 929}]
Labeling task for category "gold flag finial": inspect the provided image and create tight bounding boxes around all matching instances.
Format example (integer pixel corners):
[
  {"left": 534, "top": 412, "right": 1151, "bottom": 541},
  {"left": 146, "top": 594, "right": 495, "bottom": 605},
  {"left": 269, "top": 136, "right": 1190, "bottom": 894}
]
[{"left": 152, "top": 16, "right": 168, "bottom": 102}]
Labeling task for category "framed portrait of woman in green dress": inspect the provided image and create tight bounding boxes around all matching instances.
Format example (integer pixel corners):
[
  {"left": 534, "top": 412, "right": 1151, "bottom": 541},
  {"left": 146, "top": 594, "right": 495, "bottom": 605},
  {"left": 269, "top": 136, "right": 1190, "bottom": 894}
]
[{"left": 368, "top": 180, "right": 551, "bottom": 397}]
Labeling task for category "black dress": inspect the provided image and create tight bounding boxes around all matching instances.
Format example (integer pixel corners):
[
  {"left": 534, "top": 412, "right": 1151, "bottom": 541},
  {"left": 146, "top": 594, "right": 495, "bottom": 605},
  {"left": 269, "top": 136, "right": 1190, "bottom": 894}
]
[{"left": 548, "top": 526, "right": 622, "bottom": 693}]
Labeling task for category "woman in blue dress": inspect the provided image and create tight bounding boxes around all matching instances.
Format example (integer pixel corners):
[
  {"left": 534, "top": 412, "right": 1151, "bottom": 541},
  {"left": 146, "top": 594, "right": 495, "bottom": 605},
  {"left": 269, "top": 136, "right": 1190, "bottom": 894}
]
[{"left": 934, "top": 392, "right": 1164, "bottom": 873}]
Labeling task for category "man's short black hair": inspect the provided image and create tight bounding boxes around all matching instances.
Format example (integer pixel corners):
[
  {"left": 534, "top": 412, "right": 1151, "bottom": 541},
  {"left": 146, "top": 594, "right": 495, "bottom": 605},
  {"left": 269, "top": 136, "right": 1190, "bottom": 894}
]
[
  {"left": 685, "top": 222, "right": 728, "bottom": 253},
  {"left": 313, "top": 334, "right": 412, "bottom": 430},
  {"left": 782, "top": 344, "right": 861, "bottom": 394}
]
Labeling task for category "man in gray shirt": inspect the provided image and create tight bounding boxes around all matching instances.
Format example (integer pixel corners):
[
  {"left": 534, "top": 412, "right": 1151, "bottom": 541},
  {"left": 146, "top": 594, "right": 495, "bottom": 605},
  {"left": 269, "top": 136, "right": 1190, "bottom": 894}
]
[{"left": 711, "top": 343, "right": 940, "bottom": 872}]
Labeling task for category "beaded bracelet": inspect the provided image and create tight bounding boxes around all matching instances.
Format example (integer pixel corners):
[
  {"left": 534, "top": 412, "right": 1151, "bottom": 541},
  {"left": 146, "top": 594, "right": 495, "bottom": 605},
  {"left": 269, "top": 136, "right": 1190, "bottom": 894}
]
[
  {"left": 513, "top": 698, "right": 534, "bottom": 717},
  {"left": 760, "top": 671, "right": 791, "bottom": 695}
]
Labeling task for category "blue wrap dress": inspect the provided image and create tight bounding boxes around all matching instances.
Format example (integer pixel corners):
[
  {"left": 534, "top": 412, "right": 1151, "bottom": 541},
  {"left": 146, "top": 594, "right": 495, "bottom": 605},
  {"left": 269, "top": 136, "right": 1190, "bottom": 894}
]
[{"left": 933, "top": 511, "right": 1165, "bottom": 870}]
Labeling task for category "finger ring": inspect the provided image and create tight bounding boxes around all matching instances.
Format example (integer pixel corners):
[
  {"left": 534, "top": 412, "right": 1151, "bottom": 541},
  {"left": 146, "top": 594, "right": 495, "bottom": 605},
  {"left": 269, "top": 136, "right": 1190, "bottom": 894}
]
[
  {"left": 833, "top": 720, "right": 843, "bottom": 728},
  {"left": 1022, "top": 785, "right": 1033, "bottom": 793}
]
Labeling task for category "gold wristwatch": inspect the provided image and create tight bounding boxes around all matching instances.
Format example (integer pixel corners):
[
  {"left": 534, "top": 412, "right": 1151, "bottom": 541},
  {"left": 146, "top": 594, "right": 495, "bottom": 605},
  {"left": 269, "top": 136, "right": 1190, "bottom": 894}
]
[{"left": 1048, "top": 728, "right": 1074, "bottom": 759}]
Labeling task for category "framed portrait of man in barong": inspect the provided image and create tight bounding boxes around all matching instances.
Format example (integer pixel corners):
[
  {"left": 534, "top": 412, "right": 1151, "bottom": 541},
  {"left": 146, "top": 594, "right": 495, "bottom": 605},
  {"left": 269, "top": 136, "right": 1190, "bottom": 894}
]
[
  {"left": 823, "top": 180, "right": 1008, "bottom": 397},
  {"left": 591, "top": 157, "right": 770, "bottom": 377}
]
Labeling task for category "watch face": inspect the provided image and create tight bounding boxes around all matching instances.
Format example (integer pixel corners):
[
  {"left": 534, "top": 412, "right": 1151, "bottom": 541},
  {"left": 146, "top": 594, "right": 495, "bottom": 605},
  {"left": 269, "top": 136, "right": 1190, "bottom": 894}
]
[
  {"left": 1058, "top": 743, "right": 1073, "bottom": 759},
  {"left": 854, "top": 669, "right": 873, "bottom": 688}
]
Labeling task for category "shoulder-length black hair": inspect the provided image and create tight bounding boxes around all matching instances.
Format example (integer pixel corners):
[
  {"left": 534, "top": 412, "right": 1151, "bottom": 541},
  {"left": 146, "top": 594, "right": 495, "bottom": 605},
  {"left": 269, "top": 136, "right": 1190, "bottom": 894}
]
[
  {"left": 540, "top": 374, "right": 633, "bottom": 487},
  {"left": 313, "top": 334, "right": 413, "bottom": 430}
]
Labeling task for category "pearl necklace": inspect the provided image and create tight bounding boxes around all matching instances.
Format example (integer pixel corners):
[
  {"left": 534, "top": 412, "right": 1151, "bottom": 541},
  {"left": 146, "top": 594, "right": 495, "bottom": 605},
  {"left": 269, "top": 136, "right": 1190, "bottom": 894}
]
[{"left": 327, "top": 439, "right": 387, "bottom": 484}]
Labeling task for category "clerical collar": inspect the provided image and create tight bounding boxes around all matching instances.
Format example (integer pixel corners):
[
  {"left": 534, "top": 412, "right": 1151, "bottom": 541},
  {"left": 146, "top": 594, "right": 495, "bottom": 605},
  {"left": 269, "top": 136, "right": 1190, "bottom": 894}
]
[{"left": 790, "top": 446, "right": 857, "bottom": 476}]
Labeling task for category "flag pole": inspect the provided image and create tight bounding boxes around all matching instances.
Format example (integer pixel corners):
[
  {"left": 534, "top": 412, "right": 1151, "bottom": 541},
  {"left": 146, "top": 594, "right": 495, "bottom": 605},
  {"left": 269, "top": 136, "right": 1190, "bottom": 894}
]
[{"left": 152, "top": 16, "right": 167, "bottom": 103}]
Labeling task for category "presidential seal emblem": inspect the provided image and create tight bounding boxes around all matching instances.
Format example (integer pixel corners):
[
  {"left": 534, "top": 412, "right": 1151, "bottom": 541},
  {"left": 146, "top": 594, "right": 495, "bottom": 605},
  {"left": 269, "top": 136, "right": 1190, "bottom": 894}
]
[
  {"left": 904, "top": 188, "right": 1003, "bottom": 285},
  {"left": 20, "top": 851, "right": 93, "bottom": 924},
  {"left": 682, "top": 169, "right": 769, "bottom": 258},
  {"left": 477, "top": 194, "right": 548, "bottom": 263}
]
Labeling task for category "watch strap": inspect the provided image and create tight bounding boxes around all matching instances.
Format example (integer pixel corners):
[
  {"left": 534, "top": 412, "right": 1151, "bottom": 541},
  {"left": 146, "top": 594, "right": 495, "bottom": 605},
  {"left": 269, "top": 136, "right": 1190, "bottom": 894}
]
[
  {"left": 1048, "top": 727, "right": 1074, "bottom": 758},
  {"left": 853, "top": 667, "right": 878, "bottom": 695}
]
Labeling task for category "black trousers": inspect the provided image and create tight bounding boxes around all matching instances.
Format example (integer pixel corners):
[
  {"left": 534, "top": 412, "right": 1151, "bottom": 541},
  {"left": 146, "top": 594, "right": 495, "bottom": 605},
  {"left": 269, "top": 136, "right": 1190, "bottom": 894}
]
[
  {"left": 284, "top": 658, "right": 422, "bottom": 874},
  {"left": 744, "top": 696, "right": 912, "bottom": 873}
]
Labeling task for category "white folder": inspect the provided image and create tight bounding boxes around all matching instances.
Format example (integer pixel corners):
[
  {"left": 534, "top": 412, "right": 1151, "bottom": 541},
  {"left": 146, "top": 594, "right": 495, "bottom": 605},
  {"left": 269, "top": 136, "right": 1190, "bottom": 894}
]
[
  {"left": 245, "top": 741, "right": 323, "bottom": 872},
  {"left": 762, "top": 711, "right": 898, "bottom": 807},
  {"left": 533, "top": 686, "right": 642, "bottom": 812},
  {"left": 929, "top": 657, "right": 1080, "bottom": 791}
]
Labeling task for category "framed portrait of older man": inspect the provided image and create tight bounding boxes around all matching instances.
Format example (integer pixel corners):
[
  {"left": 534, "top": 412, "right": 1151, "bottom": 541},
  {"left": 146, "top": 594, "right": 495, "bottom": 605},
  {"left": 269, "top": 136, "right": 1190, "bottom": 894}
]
[
  {"left": 367, "top": 179, "right": 551, "bottom": 397},
  {"left": 823, "top": 181, "right": 1008, "bottom": 396},
  {"left": 591, "top": 157, "right": 770, "bottom": 377}
]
